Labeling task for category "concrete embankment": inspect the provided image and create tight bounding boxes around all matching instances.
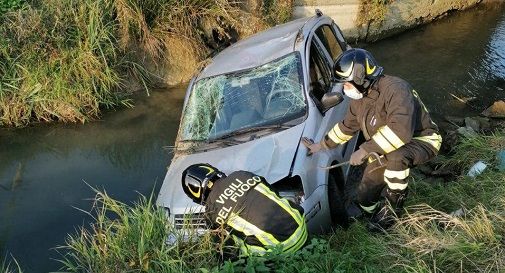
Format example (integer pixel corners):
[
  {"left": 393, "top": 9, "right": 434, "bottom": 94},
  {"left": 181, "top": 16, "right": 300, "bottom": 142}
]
[{"left": 293, "top": 0, "right": 482, "bottom": 42}]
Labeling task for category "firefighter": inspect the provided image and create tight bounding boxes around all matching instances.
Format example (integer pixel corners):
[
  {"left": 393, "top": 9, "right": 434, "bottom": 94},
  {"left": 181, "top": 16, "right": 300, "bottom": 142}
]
[
  {"left": 303, "top": 48, "right": 442, "bottom": 230},
  {"left": 181, "top": 163, "right": 307, "bottom": 256}
]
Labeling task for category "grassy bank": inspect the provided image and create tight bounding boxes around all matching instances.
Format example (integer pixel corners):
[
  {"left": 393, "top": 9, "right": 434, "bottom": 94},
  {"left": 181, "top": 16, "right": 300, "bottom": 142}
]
[
  {"left": 50, "top": 130, "right": 505, "bottom": 273},
  {"left": 0, "top": 0, "right": 293, "bottom": 127}
]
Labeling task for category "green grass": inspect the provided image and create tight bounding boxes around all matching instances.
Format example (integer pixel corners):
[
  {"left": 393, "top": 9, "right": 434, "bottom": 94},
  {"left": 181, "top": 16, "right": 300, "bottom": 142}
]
[
  {"left": 1, "top": 256, "right": 23, "bottom": 273},
  {"left": 0, "top": 0, "right": 24, "bottom": 14},
  {"left": 0, "top": 0, "right": 145, "bottom": 126},
  {"left": 56, "top": 130, "right": 505, "bottom": 273},
  {"left": 261, "top": 0, "right": 294, "bottom": 26},
  {"left": 59, "top": 196, "right": 504, "bottom": 273},
  {"left": 0, "top": 0, "right": 255, "bottom": 127},
  {"left": 357, "top": 0, "right": 391, "bottom": 27},
  {"left": 57, "top": 189, "right": 220, "bottom": 273}
]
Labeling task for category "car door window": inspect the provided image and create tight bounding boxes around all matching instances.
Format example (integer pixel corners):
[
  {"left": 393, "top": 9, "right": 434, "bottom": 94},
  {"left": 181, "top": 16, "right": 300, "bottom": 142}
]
[
  {"left": 315, "top": 25, "right": 344, "bottom": 62},
  {"left": 309, "top": 40, "right": 331, "bottom": 103}
]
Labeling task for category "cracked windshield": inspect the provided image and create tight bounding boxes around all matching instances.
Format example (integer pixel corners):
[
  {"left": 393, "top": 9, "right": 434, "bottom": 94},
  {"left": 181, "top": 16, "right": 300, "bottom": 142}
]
[{"left": 180, "top": 53, "right": 306, "bottom": 141}]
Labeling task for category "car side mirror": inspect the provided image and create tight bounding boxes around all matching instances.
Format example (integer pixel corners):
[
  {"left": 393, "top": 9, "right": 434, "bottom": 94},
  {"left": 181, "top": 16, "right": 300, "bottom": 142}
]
[{"left": 321, "top": 84, "right": 344, "bottom": 113}]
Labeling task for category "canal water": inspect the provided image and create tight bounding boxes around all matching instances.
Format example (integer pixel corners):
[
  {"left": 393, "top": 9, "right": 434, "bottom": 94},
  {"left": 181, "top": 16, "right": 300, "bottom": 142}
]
[
  {"left": 366, "top": 2, "right": 505, "bottom": 121},
  {"left": 1, "top": 2, "right": 504, "bottom": 272},
  {"left": 0, "top": 88, "right": 186, "bottom": 272}
]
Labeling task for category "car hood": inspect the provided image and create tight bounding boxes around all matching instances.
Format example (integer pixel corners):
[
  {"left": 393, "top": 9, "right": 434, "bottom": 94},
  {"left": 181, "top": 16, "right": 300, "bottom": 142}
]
[{"left": 156, "top": 123, "right": 305, "bottom": 212}]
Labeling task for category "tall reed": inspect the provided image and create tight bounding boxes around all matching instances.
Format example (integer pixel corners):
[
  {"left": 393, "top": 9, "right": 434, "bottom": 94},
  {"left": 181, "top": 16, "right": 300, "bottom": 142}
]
[
  {"left": 57, "top": 190, "right": 220, "bottom": 273},
  {"left": 0, "top": 0, "right": 248, "bottom": 127}
]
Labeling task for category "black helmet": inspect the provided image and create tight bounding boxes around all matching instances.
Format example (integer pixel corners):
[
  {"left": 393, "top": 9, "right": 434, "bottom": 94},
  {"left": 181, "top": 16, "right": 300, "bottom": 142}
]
[
  {"left": 333, "top": 48, "right": 383, "bottom": 91},
  {"left": 181, "top": 163, "right": 225, "bottom": 204}
]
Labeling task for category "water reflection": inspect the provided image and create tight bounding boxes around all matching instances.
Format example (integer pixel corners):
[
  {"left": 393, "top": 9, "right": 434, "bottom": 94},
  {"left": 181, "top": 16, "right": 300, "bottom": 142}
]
[
  {"left": 366, "top": 2, "right": 505, "bottom": 119},
  {"left": 0, "top": 87, "right": 186, "bottom": 272},
  {"left": 1, "top": 2, "right": 505, "bottom": 272}
]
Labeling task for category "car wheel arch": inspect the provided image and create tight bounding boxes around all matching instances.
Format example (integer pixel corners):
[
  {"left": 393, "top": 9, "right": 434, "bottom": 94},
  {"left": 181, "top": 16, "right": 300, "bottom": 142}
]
[{"left": 327, "top": 163, "right": 349, "bottom": 228}]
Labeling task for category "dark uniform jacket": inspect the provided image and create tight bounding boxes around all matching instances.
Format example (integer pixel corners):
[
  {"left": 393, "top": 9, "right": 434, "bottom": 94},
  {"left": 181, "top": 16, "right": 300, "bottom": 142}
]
[
  {"left": 324, "top": 75, "right": 442, "bottom": 154},
  {"left": 205, "top": 171, "right": 307, "bottom": 255}
]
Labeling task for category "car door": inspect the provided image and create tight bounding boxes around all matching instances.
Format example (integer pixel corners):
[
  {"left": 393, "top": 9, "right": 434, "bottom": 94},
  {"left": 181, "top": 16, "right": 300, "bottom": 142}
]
[{"left": 307, "top": 23, "right": 349, "bottom": 143}]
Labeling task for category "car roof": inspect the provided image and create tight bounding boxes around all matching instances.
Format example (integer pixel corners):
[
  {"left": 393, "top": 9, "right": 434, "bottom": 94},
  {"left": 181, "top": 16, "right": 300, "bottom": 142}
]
[{"left": 196, "top": 16, "right": 319, "bottom": 80}]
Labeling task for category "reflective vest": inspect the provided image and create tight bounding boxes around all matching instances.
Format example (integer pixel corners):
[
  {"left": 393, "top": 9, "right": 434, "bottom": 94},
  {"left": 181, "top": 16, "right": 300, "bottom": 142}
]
[
  {"left": 324, "top": 75, "right": 442, "bottom": 154},
  {"left": 205, "top": 171, "right": 307, "bottom": 255}
]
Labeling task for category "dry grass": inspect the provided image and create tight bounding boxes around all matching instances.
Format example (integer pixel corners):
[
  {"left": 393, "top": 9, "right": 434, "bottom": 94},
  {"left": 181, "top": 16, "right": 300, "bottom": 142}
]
[
  {"left": 356, "top": 0, "right": 391, "bottom": 27},
  {"left": 0, "top": 0, "right": 274, "bottom": 127},
  {"left": 385, "top": 201, "right": 505, "bottom": 273}
]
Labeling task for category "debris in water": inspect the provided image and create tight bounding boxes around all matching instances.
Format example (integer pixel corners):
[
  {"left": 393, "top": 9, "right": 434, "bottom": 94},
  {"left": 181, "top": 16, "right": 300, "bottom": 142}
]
[{"left": 449, "top": 93, "right": 476, "bottom": 104}]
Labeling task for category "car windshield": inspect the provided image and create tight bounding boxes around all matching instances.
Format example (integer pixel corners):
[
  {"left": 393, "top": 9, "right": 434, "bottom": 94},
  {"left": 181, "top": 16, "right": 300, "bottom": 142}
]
[{"left": 179, "top": 53, "right": 306, "bottom": 141}]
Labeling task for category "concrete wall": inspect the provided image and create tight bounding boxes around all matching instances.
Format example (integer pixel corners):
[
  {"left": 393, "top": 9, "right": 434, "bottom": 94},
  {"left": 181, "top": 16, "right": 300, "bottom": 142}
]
[{"left": 293, "top": 0, "right": 483, "bottom": 42}]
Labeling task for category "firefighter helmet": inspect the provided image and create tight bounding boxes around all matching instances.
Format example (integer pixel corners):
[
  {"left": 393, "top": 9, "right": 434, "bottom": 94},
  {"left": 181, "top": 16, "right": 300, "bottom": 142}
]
[
  {"left": 333, "top": 48, "right": 383, "bottom": 91},
  {"left": 182, "top": 163, "right": 225, "bottom": 204}
]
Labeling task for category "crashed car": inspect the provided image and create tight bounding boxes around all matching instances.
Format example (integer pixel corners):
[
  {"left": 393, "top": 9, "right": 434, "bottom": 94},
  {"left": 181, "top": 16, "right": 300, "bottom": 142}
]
[{"left": 156, "top": 11, "right": 360, "bottom": 235}]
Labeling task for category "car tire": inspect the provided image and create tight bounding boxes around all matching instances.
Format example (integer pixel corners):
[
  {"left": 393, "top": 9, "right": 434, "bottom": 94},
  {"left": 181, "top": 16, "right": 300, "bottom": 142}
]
[{"left": 327, "top": 171, "right": 349, "bottom": 228}]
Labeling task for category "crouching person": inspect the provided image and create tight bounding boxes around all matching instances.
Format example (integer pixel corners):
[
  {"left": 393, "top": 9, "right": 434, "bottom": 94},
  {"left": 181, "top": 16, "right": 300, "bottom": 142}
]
[
  {"left": 181, "top": 163, "right": 308, "bottom": 257},
  {"left": 303, "top": 48, "right": 442, "bottom": 231}
]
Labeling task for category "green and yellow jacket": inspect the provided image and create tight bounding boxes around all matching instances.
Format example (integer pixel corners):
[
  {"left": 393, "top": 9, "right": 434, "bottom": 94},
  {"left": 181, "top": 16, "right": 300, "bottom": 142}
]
[{"left": 205, "top": 171, "right": 307, "bottom": 256}]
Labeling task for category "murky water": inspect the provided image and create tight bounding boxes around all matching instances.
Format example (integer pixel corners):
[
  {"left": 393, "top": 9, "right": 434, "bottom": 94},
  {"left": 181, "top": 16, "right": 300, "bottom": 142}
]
[
  {"left": 0, "top": 2, "right": 505, "bottom": 272},
  {"left": 0, "top": 88, "right": 185, "bottom": 272},
  {"left": 365, "top": 2, "right": 505, "bottom": 121}
]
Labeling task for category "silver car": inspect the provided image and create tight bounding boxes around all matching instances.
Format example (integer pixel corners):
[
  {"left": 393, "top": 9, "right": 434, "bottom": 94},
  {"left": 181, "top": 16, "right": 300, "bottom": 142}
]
[{"left": 157, "top": 11, "right": 359, "bottom": 235}]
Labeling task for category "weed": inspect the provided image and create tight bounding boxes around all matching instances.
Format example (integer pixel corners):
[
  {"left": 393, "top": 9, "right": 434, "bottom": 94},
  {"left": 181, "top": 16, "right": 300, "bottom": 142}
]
[
  {"left": 56, "top": 131, "right": 505, "bottom": 273},
  {"left": 57, "top": 189, "right": 220, "bottom": 273},
  {"left": 356, "top": 0, "right": 392, "bottom": 27},
  {"left": 0, "top": 0, "right": 24, "bottom": 14},
  {"left": 0, "top": 0, "right": 248, "bottom": 127},
  {"left": 438, "top": 130, "right": 505, "bottom": 173},
  {"left": 0, "top": 256, "right": 23, "bottom": 273},
  {"left": 262, "top": 0, "right": 294, "bottom": 26}
]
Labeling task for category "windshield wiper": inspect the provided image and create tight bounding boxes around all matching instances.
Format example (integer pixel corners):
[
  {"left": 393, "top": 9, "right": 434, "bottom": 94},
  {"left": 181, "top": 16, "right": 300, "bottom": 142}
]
[
  {"left": 178, "top": 137, "right": 244, "bottom": 149},
  {"left": 176, "top": 124, "right": 294, "bottom": 152},
  {"left": 210, "top": 124, "right": 293, "bottom": 141}
]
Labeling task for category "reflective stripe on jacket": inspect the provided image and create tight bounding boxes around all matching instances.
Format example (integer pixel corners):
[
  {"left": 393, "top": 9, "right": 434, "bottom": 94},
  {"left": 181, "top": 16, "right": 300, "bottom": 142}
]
[
  {"left": 324, "top": 75, "right": 441, "bottom": 154},
  {"left": 205, "top": 171, "right": 307, "bottom": 255}
]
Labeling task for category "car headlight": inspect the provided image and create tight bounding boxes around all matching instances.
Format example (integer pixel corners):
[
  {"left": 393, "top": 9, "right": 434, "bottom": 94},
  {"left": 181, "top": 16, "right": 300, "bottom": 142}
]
[{"left": 273, "top": 175, "right": 305, "bottom": 204}]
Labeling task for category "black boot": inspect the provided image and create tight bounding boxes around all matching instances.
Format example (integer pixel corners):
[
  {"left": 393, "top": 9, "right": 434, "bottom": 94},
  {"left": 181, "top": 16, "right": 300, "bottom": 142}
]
[{"left": 368, "top": 188, "right": 408, "bottom": 231}]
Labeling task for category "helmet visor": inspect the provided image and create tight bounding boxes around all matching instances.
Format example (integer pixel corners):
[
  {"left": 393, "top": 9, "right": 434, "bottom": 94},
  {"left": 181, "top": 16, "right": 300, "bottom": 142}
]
[
  {"left": 185, "top": 175, "right": 203, "bottom": 199},
  {"left": 334, "top": 52, "right": 355, "bottom": 82}
]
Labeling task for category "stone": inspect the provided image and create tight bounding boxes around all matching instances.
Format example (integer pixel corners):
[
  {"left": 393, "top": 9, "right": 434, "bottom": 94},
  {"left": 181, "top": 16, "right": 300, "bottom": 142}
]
[
  {"left": 444, "top": 116, "right": 465, "bottom": 127},
  {"left": 464, "top": 117, "right": 480, "bottom": 132},
  {"left": 481, "top": 100, "right": 505, "bottom": 118},
  {"left": 457, "top": 126, "right": 477, "bottom": 138},
  {"left": 473, "top": 116, "right": 492, "bottom": 131}
]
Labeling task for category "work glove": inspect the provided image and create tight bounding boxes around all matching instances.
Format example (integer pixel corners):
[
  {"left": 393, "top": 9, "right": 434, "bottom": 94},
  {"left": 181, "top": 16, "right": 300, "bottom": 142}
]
[
  {"left": 302, "top": 137, "right": 326, "bottom": 156},
  {"left": 349, "top": 148, "right": 368, "bottom": 165}
]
